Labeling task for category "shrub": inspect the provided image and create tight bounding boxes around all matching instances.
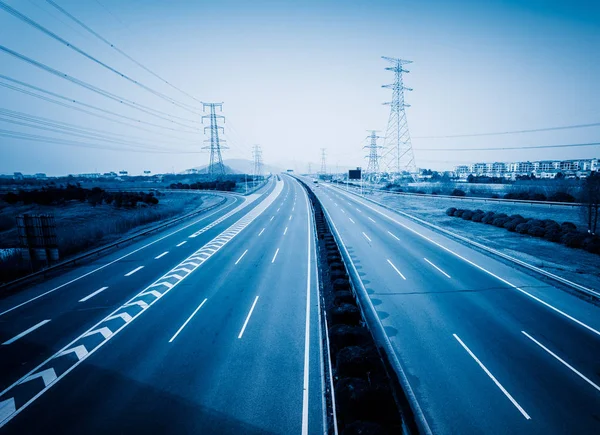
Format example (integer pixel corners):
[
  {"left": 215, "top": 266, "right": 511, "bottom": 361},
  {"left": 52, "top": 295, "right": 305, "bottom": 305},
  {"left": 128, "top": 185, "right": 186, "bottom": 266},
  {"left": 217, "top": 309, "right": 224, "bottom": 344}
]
[
  {"left": 330, "top": 303, "right": 361, "bottom": 326},
  {"left": 461, "top": 210, "right": 474, "bottom": 220},
  {"left": 472, "top": 212, "right": 485, "bottom": 222},
  {"left": 492, "top": 217, "right": 510, "bottom": 227},
  {"left": 509, "top": 214, "right": 525, "bottom": 222},
  {"left": 482, "top": 213, "right": 496, "bottom": 224},
  {"left": 582, "top": 236, "right": 600, "bottom": 254},
  {"left": 560, "top": 231, "right": 586, "bottom": 248},
  {"left": 451, "top": 188, "right": 466, "bottom": 197},
  {"left": 542, "top": 219, "right": 559, "bottom": 228},
  {"left": 548, "top": 192, "right": 576, "bottom": 203},
  {"left": 528, "top": 219, "right": 545, "bottom": 228},
  {"left": 530, "top": 193, "right": 547, "bottom": 201},
  {"left": 446, "top": 207, "right": 457, "bottom": 216},
  {"left": 560, "top": 222, "right": 577, "bottom": 232},
  {"left": 528, "top": 226, "right": 546, "bottom": 237},
  {"left": 504, "top": 220, "right": 520, "bottom": 232},
  {"left": 454, "top": 209, "right": 466, "bottom": 217},
  {"left": 336, "top": 346, "right": 380, "bottom": 379},
  {"left": 490, "top": 193, "right": 500, "bottom": 198},
  {"left": 515, "top": 222, "right": 530, "bottom": 234},
  {"left": 543, "top": 227, "right": 562, "bottom": 242}
]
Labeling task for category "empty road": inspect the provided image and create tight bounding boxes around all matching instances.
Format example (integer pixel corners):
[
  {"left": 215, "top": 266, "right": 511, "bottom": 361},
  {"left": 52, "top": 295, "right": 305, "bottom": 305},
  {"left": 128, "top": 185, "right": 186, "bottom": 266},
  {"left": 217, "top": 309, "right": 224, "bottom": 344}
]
[
  {"left": 0, "top": 175, "right": 324, "bottom": 434},
  {"left": 314, "top": 180, "right": 600, "bottom": 435}
]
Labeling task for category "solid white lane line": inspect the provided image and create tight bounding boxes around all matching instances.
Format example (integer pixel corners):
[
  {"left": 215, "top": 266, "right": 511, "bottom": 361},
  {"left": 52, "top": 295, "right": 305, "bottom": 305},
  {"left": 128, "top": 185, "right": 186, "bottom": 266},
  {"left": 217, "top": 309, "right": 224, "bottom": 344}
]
[
  {"left": 176, "top": 241, "right": 187, "bottom": 247},
  {"left": 362, "top": 232, "right": 372, "bottom": 242},
  {"left": 284, "top": 227, "right": 288, "bottom": 235},
  {"left": 522, "top": 331, "right": 600, "bottom": 392},
  {"left": 386, "top": 259, "right": 406, "bottom": 280},
  {"left": 272, "top": 248, "right": 280, "bottom": 263},
  {"left": 336, "top": 188, "right": 600, "bottom": 338},
  {"left": 424, "top": 258, "right": 451, "bottom": 279},
  {"left": 301, "top": 186, "right": 311, "bottom": 434},
  {"left": 79, "top": 287, "right": 108, "bottom": 303},
  {"left": 124, "top": 266, "right": 144, "bottom": 277},
  {"left": 388, "top": 231, "right": 400, "bottom": 241},
  {"left": 238, "top": 296, "right": 259, "bottom": 339},
  {"left": 235, "top": 249, "right": 248, "bottom": 265},
  {"left": 168, "top": 298, "right": 207, "bottom": 343},
  {"left": 2, "top": 320, "right": 51, "bottom": 345},
  {"left": 453, "top": 334, "right": 531, "bottom": 420},
  {"left": 368, "top": 217, "right": 376, "bottom": 223},
  {"left": 258, "top": 228, "right": 266, "bottom": 236},
  {"left": 349, "top": 217, "right": 355, "bottom": 224},
  {"left": 155, "top": 251, "right": 169, "bottom": 259},
  {"left": 270, "top": 216, "right": 274, "bottom": 221}
]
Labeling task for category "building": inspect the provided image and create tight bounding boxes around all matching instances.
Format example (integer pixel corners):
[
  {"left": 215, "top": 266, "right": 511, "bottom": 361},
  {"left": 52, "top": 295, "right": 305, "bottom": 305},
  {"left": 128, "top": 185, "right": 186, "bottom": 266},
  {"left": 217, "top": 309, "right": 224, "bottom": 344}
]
[{"left": 455, "top": 158, "right": 598, "bottom": 180}]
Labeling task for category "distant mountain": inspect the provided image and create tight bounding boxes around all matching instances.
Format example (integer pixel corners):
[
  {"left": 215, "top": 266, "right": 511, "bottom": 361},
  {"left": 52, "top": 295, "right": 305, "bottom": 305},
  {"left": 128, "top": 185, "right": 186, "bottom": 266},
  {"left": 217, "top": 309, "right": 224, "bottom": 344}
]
[{"left": 186, "top": 159, "right": 284, "bottom": 175}]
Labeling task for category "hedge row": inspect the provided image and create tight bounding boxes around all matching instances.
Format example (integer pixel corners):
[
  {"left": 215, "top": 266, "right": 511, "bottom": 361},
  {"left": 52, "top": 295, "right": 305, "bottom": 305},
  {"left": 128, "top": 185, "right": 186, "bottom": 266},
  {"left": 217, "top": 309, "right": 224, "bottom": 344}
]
[
  {"left": 305, "top": 182, "right": 403, "bottom": 434},
  {"left": 445, "top": 207, "right": 600, "bottom": 254}
]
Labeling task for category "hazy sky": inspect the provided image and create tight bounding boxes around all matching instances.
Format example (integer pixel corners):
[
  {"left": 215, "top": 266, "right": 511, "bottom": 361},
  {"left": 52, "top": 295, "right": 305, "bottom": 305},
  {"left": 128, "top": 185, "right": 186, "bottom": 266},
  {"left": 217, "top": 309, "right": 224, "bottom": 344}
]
[{"left": 1, "top": 0, "right": 599, "bottom": 175}]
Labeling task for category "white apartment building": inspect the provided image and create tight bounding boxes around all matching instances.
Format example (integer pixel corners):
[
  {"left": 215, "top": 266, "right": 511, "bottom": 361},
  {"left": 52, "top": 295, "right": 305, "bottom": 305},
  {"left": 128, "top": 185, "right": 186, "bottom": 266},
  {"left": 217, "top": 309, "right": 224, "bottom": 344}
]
[{"left": 454, "top": 158, "right": 598, "bottom": 180}]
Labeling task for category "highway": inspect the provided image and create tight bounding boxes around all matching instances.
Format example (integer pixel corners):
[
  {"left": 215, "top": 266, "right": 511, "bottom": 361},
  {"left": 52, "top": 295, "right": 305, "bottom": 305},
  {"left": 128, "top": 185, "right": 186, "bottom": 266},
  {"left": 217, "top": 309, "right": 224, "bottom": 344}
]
[
  {"left": 313, "top": 181, "right": 600, "bottom": 435},
  {"left": 0, "top": 175, "right": 324, "bottom": 434}
]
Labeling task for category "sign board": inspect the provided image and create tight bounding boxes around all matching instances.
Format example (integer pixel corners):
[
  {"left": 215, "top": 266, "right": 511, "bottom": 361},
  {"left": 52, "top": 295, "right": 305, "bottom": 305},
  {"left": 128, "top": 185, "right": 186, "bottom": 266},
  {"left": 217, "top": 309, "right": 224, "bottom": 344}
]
[{"left": 348, "top": 168, "right": 362, "bottom": 180}]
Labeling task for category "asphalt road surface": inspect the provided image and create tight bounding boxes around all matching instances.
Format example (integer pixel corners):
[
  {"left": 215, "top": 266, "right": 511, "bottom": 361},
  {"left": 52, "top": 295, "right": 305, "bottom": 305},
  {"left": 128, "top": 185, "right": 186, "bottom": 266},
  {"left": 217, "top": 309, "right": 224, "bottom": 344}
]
[
  {"left": 313, "top": 180, "right": 600, "bottom": 435},
  {"left": 0, "top": 175, "right": 324, "bottom": 434}
]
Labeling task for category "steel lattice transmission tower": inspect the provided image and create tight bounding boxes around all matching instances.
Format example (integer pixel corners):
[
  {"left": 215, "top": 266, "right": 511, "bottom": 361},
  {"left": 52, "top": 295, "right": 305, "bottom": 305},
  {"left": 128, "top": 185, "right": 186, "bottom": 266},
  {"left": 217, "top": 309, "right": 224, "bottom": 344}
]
[
  {"left": 380, "top": 56, "right": 416, "bottom": 179},
  {"left": 319, "top": 148, "right": 327, "bottom": 176},
  {"left": 252, "top": 145, "right": 263, "bottom": 180},
  {"left": 201, "top": 102, "right": 228, "bottom": 176},
  {"left": 364, "top": 130, "right": 383, "bottom": 182}
]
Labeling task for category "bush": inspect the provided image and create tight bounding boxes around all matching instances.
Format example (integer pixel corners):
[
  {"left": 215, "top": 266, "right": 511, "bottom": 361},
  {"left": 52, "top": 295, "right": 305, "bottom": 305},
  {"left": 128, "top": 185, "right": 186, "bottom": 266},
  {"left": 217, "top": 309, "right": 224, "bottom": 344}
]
[
  {"left": 560, "top": 231, "right": 586, "bottom": 248},
  {"left": 582, "top": 236, "right": 600, "bottom": 254},
  {"left": 530, "top": 193, "right": 547, "bottom": 201},
  {"left": 330, "top": 303, "right": 362, "bottom": 326},
  {"left": 544, "top": 227, "right": 562, "bottom": 242},
  {"left": 509, "top": 214, "right": 525, "bottom": 222},
  {"left": 490, "top": 193, "right": 500, "bottom": 198},
  {"left": 492, "top": 217, "right": 510, "bottom": 227},
  {"left": 548, "top": 192, "right": 576, "bottom": 203},
  {"left": 503, "top": 220, "right": 520, "bottom": 232},
  {"left": 336, "top": 346, "right": 381, "bottom": 378},
  {"left": 454, "top": 209, "right": 466, "bottom": 217},
  {"left": 446, "top": 207, "right": 457, "bottom": 216},
  {"left": 542, "top": 219, "right": 559, "bottom": 228},
  {"left": 561, "top": 222, "right": 577, "bottom": 232},
  {"left": 481, "top": 212, "right": 496, "bottom": 224},
  {"left": 328, "top": 325, "right": 371, "bottom": 354},
  {"left": 528, "top": 226, "right": 546, "bottom": 237},
  {"left": 461, "top": 210, "right": 474, "bottom": 220},
  {"left": 515, "top": 223, "right": 530, "bottom": 234},
  {"left": 472, "top": 212, "right": 485, "bottom": 222},
  {"left": 528, "top": 219, "right": 545, "bottom": 228},
  {"left": 451, "top": 188, "right": 466, "bottom": 197}
]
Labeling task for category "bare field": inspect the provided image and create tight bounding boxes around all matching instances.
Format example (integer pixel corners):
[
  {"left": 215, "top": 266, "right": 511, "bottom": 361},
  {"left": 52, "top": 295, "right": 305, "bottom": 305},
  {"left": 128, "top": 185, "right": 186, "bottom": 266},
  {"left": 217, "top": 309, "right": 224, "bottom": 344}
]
[{"left": 366, "top": 190, "right": 600, "bottom": 292}]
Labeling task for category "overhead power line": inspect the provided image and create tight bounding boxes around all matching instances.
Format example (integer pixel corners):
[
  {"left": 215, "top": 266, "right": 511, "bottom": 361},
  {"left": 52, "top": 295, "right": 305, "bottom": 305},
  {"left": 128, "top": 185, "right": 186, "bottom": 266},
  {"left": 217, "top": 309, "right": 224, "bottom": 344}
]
[
  {"left": 418, "top": 142, "right": 600, "bottom": 151},
  {"left": 414, "top": 122, "right": 600, "bottom": 139},
  {"left": 0, "top": 128, "right": 201, "bottom": 154},
  {"left": 0, "top": 75, "right": 196, "bottom": 139},
  {"left": 45, "top": 0, "right": 203, "bottom": 106},
  {"left": 0, "top": 44, "right": 200, "bottom": 130},
  {"left": 0, "top": 108, "right": 197, "bottom": 151},
  {"left": 0, "top": 1, "right": 201, "bottom": 114}
]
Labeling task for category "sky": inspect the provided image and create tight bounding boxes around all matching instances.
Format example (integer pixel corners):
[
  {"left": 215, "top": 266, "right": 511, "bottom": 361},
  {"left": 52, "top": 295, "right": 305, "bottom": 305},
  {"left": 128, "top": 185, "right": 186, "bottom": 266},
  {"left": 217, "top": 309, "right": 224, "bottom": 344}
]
[{"left": 0, "top": 0, "right": 599, "bottom": 175}]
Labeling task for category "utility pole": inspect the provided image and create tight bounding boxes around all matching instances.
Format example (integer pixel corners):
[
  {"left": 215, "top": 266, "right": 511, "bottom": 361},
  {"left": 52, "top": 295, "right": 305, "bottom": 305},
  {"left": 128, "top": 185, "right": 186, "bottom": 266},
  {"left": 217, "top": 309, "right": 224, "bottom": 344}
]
[
  {"left": 320, "top": 148, "right": 327, "bottom": 177},
  {"left": 380, "top": 56, "right": 416, "bottom": 180},
  {"left": 201, "top": 102, "right": 228, "bottom": 177},
  {"left": 252, "top": 145, "right": 263, "bottom": 180},
  {"left": 364, "top": 130, "right": 383, "bottom": 183}
]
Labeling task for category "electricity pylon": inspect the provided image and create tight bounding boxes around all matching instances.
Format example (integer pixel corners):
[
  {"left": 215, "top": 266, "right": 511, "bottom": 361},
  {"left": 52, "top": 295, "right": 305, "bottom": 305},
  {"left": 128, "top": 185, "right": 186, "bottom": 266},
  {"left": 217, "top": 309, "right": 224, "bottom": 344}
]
[
  {"left": 201, "top": 102, "right": 228, "bottom": 176},
  {"left": 320, "top": 148, "right": 327, "bottom": 176},
  {"left": 252, "top": 144, "right": 263, "bottom": 179},
  {"left": 364, "top": 130, "right": 383, "bottom": 182},
  {"left": 380, "top": 56, "right": 417, "bottom": 180}
]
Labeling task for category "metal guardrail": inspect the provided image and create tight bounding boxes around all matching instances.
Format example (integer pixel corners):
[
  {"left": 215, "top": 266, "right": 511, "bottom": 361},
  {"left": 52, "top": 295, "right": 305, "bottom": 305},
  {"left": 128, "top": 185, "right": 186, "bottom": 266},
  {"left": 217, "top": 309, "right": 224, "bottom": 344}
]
[
  {"left": 301, "top": 179, "right": 432, "bottom": 435},
  {"left": 0, "top": 194, "right": 230, "bottom": 291},
  {"left": 334, "top": 182, "right": 582, "bottom": 208},
  {"left": 332, "top": 185, "right": 600, "bottom": 300}
]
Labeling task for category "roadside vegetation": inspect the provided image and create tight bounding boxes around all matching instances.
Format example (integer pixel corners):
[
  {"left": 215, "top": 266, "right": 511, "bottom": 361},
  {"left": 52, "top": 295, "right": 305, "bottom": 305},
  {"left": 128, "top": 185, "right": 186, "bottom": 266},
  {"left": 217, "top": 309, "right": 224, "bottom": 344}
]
[{"left": 0, "top": 189, "right": 213, "bottom": 284}]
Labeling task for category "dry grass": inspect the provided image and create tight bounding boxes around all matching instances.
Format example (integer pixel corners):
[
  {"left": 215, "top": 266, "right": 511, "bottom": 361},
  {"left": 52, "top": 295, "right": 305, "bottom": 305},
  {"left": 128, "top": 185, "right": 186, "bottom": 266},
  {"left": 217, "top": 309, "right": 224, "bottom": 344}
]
[{"left": 0, "top": 192, "right": 218, "bottom": 284}]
